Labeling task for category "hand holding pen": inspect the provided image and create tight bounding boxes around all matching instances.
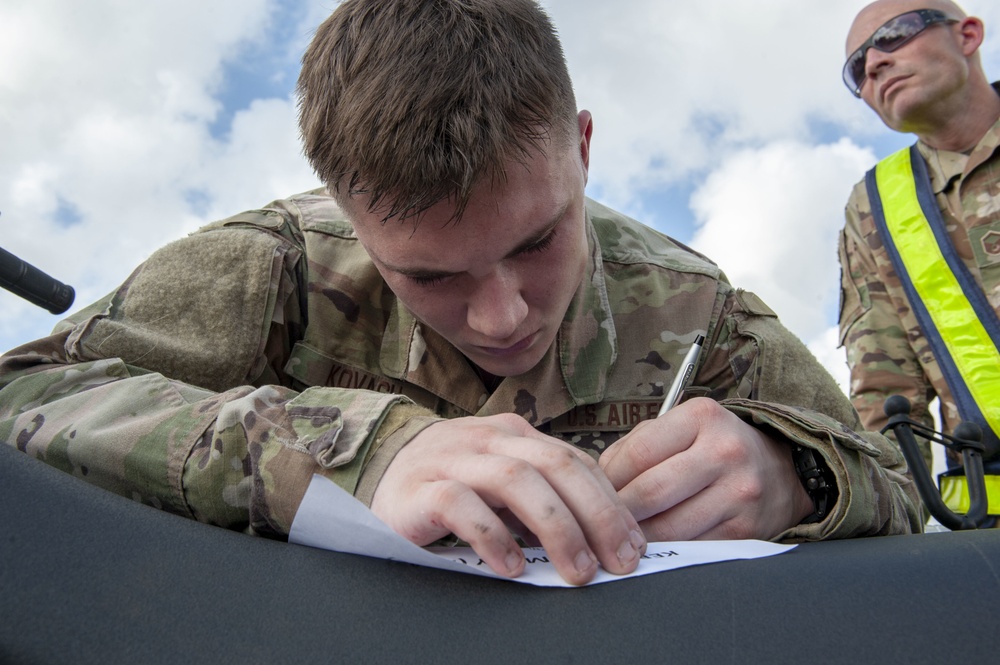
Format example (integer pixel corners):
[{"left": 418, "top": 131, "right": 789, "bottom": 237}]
[{"left": 602, "top": 330, "right": 811, "bottom": 541}]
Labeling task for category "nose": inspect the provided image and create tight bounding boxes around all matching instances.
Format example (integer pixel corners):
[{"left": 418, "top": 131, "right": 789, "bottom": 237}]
[
  {"left": 466, "top": 265, "right": 529, "bottom": 341},
  {"left": 864, "top": 46, "right": 893, "bottom": 81}
]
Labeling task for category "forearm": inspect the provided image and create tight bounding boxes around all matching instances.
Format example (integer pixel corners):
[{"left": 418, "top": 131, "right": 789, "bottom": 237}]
[
  {"left": 838, "top": 201, "right": 935, "bottom": 433},
  {"left": 723, "top": 399, "right": 920, "bottom": 540},
  {"left": 0, "top": 355, "right": 418, "bottom": 537},
  {"left": 708, "top": 289, "right": 921, "bottom": 538},
  {"left": 843, "top": 307, "right": 935, "bottom": 435}
]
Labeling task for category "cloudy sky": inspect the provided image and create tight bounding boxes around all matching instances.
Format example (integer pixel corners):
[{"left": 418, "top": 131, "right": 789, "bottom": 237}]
[{"left": 3, "top": 0, "right": 1000, "bottom": 403}]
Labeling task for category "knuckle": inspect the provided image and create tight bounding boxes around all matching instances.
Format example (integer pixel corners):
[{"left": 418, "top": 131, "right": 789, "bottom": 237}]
[
  {"left": 621, "top": 431, "right": 660, "bottom": 471},
  {"left": 684, "top": 396, "right": 727, "bottom": 422},
  {"left": 568, "top": 445, "right": 599, "bottom": 468},
  {"left": 729, "top": 477, "right": 765, "bottom": 505},
  {"left": 426, "top": 478, "right": 469, "bottom": 507},
  {"left": 491, "top": 412, "right": 529, "bottom": 430},
  {"left": 397, "top": 525, "right": 429, "bottom": 544},
  {"left": 712, "top": 435, "right": 750, "bottom": 465},
  {"left": 540, "top": 510, "right": 582, "bottom": 540},
  {"left": 537, "top": 444, "right": 592, "bottom": 472},
  {"left": 630, "top": 473, "right": 671, "bottom": 508},
  {"left": 498, "top": 457, "right": 536, "bottom": 480}
]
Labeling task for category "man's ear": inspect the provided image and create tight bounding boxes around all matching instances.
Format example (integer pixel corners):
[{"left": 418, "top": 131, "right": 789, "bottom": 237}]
[
  {"left": 957, "top": 17, "right": 986, "bottom": 57},
  {"left": 577, "top": 110, "right": 593, "bottom": 178}
]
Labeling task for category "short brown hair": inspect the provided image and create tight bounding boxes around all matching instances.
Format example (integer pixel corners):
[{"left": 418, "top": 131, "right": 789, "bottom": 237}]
[{"left": 297, "top": 0, "right": 578, "bottom": 223}]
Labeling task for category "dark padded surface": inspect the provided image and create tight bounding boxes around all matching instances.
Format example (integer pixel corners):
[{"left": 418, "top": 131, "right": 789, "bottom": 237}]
[{"left": 3, "top": 442, "right": 999, "bottom": 665}]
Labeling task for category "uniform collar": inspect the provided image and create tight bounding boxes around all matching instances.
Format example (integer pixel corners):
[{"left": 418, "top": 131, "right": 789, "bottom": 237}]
[
  {"left": 381, "top": 205, "right": 618, "bottom": 423},
  {"left": 917, "top": 82, "right": 1000, "bottom": 194}
]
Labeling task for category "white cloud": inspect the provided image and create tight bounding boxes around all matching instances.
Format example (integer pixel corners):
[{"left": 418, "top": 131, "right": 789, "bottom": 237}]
[
  {"left": 0, "top": 0, "right": 322, "bottom": 351},
  {"left": 189, "top": 96, "right": 321, "bottom": 228},
  {"left": 685, "top": 138, "right": 867, "bottom": 395},
  {"left": 544, "top": 0, "right": 1000, "bottom": 400},
  {"left": 687, "top": 138, "right": 875, "bottom": 346},
  {"left": 543, "top": 0, "right": 880, "bottom": 210}
]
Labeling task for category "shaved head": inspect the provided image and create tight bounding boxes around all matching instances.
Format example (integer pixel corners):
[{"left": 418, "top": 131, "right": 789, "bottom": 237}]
[
  {"left": 844, "top": 0, "right": 998, "bottom": 150},
  {"left": 847, "top": 0, "right": 968, "bottom": 54}
]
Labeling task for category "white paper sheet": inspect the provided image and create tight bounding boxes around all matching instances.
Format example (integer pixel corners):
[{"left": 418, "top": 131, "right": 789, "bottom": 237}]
[{"left": 289, "top": 473, "right": 796, "bottom": 587}]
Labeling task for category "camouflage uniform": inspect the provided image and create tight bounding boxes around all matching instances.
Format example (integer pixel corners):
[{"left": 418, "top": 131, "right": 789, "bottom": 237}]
[
  {"left": 839, "top": 109, "right": 1000, "bottom": 465},
  {"left": 1, "top": 191, "right": 920, "bottom": 540}
]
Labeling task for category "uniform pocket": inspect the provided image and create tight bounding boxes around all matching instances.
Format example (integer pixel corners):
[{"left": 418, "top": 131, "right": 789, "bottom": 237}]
[{"left": 837, "top": 228, "right": 872, "bottom": 346}]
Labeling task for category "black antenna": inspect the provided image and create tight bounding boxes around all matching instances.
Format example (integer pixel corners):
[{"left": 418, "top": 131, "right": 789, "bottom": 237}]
[
  {"left": 883, "top": 395, "right": 994, "bottom": 530},
  {"left": 0, "top": 211, "right": 76, "bottom": 314}
]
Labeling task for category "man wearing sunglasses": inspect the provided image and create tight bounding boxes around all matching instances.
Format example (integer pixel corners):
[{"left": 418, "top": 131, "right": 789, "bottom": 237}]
[{"left": 838, "top": 0, "right": 1000, "bottom": 517}]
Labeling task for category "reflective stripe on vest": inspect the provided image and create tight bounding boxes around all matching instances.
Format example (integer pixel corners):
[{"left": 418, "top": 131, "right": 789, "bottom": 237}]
[
  {"left": 939, "top": 473, "right": 1000, "bottom": 516},
  {"left": 866, "top": 145, "right": 1000, "bottom": 446}
]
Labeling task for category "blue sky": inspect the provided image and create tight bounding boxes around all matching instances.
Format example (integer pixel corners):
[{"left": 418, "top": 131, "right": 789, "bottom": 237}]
[{"left": 3, "top": 0, "right": 1000, "bottom": 405}]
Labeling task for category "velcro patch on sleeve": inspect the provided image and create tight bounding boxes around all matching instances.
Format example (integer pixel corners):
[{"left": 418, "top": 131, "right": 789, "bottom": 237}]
[{"left": 78, "top": 228, "right": 287, "bottom": 392}]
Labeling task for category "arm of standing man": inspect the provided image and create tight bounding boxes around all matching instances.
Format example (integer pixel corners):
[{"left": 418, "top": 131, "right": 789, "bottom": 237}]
[{"left": 839, "top": 184, "right": 937, "bottom": 470}]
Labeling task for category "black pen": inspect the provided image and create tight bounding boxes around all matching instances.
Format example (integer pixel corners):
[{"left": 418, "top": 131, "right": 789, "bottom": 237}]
[{"left": 658, "top": 334, "right": 705, "bottom": 417}]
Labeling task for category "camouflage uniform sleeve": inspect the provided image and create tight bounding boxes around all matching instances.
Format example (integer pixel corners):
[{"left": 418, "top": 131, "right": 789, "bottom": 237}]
[
  {"left": 697, "top": 285, "right": 921, "bottom": 540},
  {"left": 838, "top": 185, "right": 935, "bottom": 475},
  {"left": 838, "top": 185, "right": 935, "bottom": 434},
  {"left": 0, "top": 222, "right": 435, "bottom": 538}
]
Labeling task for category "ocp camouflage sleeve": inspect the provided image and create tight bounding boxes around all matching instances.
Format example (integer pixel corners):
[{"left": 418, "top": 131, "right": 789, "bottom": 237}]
[
  {"left": 839, "top": 180, "right": 937, "bottom": 472},
  {"left": 0, "top": 217, "right": 424, "bottom": 537}
]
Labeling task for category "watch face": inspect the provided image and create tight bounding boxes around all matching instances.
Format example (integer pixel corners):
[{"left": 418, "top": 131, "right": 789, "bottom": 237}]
[{"left": 792, "top": 445, "right": 834, "bottom": 523}]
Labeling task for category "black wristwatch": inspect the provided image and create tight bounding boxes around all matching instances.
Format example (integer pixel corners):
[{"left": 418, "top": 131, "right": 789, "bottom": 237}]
[{"left": 791, "top": 445, "right": 837, "bottom": 524}]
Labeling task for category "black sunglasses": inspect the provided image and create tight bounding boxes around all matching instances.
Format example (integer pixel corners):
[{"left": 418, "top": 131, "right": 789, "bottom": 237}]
[{"left": 843, "top": 8, "right": 958, "bottom": 97}]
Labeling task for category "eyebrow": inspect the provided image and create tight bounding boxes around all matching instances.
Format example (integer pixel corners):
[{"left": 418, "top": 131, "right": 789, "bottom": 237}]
[{"left": 386, "top": 202, "right": 570, "bottom": 280}]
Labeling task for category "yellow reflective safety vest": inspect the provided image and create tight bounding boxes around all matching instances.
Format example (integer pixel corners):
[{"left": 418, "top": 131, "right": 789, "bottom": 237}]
[{"left": 867, "top": 145, "right": 1000, "bottom": 514}]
